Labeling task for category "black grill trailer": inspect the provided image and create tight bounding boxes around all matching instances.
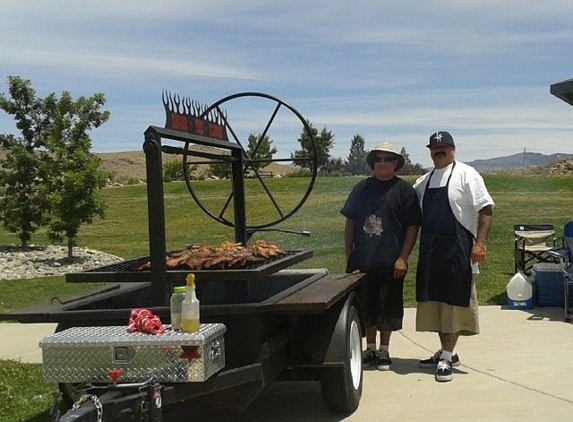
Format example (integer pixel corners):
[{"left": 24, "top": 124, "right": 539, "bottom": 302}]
[{"left": 0, "top": 93, "right": 368, "bottom": 422}]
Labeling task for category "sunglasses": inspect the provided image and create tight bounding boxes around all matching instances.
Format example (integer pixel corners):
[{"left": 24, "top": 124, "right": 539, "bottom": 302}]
[{"left": 374, "top": 156, "right": 396, "bottom": 163}]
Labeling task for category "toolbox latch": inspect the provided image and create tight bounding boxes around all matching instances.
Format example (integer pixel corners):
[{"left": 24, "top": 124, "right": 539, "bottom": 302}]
[{"left": 113, "top": 346, "right": 135, "bottom": 364}]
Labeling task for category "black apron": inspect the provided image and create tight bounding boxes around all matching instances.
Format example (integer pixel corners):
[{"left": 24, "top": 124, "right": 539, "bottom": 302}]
[
  {"left": 416, "top": 162, "right": 474, "bottom": 307},
  {"left": 346, "top": 180, "right": 404, "bottom": 277}
]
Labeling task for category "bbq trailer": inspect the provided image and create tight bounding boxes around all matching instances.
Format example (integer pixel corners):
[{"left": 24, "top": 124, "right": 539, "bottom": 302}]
[{"left": 1, "top": 93, "right": 369, "bottom": 422}]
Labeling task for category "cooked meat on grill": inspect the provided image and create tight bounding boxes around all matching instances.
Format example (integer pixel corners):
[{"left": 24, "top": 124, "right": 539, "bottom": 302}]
[
  {"left": 251, "top": 240, "right": 286, "bottom": 259},
  {"left": 130, "top": 241, "right": 286, "bottom": 271}
]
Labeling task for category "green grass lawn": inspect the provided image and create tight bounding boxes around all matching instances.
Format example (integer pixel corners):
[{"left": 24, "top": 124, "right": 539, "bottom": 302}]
[
  {"left": 1, "top": 173, "right": 573, "bottom": 420},
  {"left": 2, "top": 174, "right": 573, "bottom": 312}
]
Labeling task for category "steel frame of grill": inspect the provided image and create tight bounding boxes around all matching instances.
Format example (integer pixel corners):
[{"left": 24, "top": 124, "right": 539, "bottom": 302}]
[{"left": 143, "top": 125, "right": 248, "bottom": 306}]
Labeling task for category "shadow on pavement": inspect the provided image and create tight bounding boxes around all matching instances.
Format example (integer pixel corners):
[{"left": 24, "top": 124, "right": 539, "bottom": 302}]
[{"left": 163, "top": 381, "right": 348, "bottom": 422}]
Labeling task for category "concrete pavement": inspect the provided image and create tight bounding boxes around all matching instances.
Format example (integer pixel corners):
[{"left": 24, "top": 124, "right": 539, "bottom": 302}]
[{"left": 2, "top": 306, "right": 573, "bottom": 421}]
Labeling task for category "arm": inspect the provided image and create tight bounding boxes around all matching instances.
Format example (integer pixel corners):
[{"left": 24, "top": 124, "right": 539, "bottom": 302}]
[
  {"left": 344, "top": 218, "right": 355, "bottom": 262},
  {"left": 394, "top": 225, "right": 419, "bottom": 279},
  {"left": 471, "top": 205, "right": 493, "bottom": 264}
]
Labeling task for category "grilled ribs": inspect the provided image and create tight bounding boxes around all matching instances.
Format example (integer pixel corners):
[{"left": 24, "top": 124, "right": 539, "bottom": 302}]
[{"left": 130, "top": 240, "right": 286, "bottom": 271}]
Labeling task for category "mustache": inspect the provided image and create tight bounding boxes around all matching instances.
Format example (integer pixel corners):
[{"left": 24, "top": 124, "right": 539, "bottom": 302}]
[{"left": 432, "top": 151, "right": 446, "bottom": 158}]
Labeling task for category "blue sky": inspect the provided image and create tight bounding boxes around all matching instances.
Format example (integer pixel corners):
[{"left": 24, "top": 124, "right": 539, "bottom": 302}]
[{"left": 1, "top": 0, "right": 572, "bottom": 167}]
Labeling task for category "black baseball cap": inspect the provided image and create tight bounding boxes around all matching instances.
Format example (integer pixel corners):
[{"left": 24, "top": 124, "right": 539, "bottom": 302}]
[{"left": 427, "top": 131, "right": 455, "bottom": 148}]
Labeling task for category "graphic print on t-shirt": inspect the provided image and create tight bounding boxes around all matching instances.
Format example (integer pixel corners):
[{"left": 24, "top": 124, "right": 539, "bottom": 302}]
[{"left": 363, "top": 214, "right": 383, "bottom": 237}]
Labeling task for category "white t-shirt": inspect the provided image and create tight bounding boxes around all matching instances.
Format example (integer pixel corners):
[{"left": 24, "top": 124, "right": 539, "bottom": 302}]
[{"left": 414, "top": 161, "right": 495, "bottom": 273}]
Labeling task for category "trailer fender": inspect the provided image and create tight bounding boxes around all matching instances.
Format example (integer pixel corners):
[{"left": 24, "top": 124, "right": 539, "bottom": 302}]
[
  {"left": 305, "top": 291, "right": 363, "bottom": 364},
  {"left": 324, "top": 291, "right": 363, "bottom": 363}
]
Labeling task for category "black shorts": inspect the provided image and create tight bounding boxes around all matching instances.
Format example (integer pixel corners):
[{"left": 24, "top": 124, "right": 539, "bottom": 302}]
[{"left": 359, "top": 273, "right": 404, "bottom": 331}]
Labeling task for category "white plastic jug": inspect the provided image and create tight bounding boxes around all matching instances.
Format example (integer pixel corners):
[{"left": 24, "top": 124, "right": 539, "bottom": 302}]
[{"left": 506, "top": 272, "right": 533, "bottom": 309}]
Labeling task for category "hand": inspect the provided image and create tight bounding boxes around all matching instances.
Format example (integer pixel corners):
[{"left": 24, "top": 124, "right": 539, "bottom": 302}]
[
  {"left": 471, "top": 242, "right": 486, "bottom": 264},
  {"left": 393, "top": 257, "right": 408, "bottom": 279}
]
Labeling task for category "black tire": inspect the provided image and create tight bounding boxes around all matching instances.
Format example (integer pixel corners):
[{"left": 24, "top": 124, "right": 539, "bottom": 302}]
[{"left": 319, "top": 305, "right": 363, "bottom": 413}]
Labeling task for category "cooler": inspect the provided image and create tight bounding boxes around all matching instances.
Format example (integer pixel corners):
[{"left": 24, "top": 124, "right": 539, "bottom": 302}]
[
  {"left": 533, "top": 263, "right": 573, "bottom": 307},
  {"left": 40, "top": 323, "right": 225, "bottom": 384}
]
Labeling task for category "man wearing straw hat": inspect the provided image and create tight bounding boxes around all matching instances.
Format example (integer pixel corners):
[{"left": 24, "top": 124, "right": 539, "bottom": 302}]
[{"left": 341, "top": 142, "right": 421, "bottom": 371}]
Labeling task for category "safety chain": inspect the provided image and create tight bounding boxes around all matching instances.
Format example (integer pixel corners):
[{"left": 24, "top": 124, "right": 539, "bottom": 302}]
[{"left": 72, "top": 394, "right": 103, "bottom": 422}]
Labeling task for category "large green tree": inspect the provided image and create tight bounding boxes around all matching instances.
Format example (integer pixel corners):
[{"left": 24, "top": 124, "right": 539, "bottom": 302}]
[
  {"left": 0, "top": 77, "right": 52, "bottom": 247},
  {"left": 44, "top": 91, "right": 110, "bottom": 258},
  {"left": 291, "top": 121, "right": 334, "bottom": 170},
  {"left": 346, "top": 134, "right": 368, "bottom": 175},
  {"left": 0, "top": 76, "right": 110, "bottom": 254}
]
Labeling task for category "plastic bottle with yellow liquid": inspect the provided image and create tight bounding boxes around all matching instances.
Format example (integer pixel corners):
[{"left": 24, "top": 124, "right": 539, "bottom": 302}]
[{"left": 181, "top": 273, "right": 200, "bottom": 333}]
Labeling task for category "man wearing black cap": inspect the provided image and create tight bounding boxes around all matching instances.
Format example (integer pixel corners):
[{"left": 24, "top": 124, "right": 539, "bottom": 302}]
[
  {"left": 414, "top": 131, "right": 494, "bottom": 382},
  {"left": 341, "top": 142, "right": 421, "bottom": 371}
]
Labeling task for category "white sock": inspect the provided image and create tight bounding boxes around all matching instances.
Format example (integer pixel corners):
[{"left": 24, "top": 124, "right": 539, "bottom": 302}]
[
  {"left": 440, "top": 350, "right": 453, "bottom": 362},
  {"left": 367, "top": 343, "right": 376, "bottom": 350},
  {"left": 379, "top": 345, "right": 389, "bottom": 352}
]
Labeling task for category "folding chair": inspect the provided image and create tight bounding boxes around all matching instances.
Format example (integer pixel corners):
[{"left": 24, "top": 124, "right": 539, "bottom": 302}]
[
  {"left": 561, "top": 221, "right": 573, "bottom": 321},
  {"left": 514, "top": 224, "right": 559, "bottom": 274},
  {"left": 563, "top": 220, "right": 573, "bottom": 261}
]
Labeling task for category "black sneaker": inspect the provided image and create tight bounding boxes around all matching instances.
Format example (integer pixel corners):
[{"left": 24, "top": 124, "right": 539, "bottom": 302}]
[
  {"left": 362, "top": 348, "right": 377, "bottom": 367},
  {"left": 435, "top": 359, "right": 453, "bottom": 382},
  {"left": 419, "top": 350, "right": 460, "bottom": 368},
  {"left": 376, "top": 349, "right": 392, "bottom": 371}
]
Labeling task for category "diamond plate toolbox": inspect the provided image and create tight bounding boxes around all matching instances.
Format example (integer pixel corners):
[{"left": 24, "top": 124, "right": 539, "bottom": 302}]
[{"left": 40, "top": 323, "right": 225, "bottom": 383}]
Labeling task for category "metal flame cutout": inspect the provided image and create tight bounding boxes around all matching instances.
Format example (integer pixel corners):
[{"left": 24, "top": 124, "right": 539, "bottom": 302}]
[{"left": 162, "top": 90, "right": 226, "bottom": 125}]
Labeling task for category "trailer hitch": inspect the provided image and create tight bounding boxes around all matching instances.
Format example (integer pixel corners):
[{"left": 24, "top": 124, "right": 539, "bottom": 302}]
[{"left": 49, "top": 380, "right": 163, "bottom": 422}]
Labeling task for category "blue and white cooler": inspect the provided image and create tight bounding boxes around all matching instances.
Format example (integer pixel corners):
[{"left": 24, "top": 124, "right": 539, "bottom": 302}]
[{"left": 533, "top": 262, "right": 573, "bottom": 307}]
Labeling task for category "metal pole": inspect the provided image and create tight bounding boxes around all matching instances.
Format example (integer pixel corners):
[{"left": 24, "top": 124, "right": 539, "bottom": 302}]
[
  {"left": 144, "top": 128, "right": 168, "bottom": 306},
  {"left": 231, "top": 149, "right": 247, "bottom": 245}
]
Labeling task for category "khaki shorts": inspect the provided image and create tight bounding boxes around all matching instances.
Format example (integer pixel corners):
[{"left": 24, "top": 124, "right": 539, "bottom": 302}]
[{"left": 416, "top": 279, "right": 480, "bottom": 336}]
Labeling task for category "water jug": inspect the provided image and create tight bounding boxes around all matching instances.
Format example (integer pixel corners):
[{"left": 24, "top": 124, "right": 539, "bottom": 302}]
[{"left": 506, "top": 272, "right": 533, "bottom": 309}]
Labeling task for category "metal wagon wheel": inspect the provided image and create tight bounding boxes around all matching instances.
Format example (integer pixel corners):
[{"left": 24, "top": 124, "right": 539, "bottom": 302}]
[{"left": 182, "top": 92, "right": 318, "bottom": 234}]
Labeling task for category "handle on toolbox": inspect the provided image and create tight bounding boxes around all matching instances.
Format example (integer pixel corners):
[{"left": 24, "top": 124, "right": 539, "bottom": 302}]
[{"left": 210, "top": 339, "right": 222, "bottom": 360}]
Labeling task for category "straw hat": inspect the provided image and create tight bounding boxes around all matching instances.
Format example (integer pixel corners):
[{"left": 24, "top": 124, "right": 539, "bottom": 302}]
[{"left": 366, "top": 142, "right": 405, "bottom": 171}]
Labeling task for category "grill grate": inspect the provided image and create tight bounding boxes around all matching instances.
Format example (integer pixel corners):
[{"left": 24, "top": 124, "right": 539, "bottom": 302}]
[{"left": 66, "top": 250, "right": 313, "bottom": 284}]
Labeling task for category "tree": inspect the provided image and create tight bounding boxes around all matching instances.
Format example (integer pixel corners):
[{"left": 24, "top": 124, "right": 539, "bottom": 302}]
[
  {"left": 396, "top": 147, "right": 425, "bottom": 175},
  {"left": 291, "top": 121, "right": 334, "bottom": 170},
  {"left": 246, "top": 133, "right": 277, "bottom": 171},
  {"left": 346, "top": 134, "right": 368, "bottom": 175},
  {"left": 163, "top": 160, "right": 183, "bottom": 182},
  {"left": 164, "top": 159, "right": 197, "bottom": 182},
  {"left": 0, "top": 76, "right": 52, "bottom": 247},
  {"left": 209, "top": 159, "right": 232, "bottom": 179},
  {"left": 44, "top": 90, "right": 110, "bottom": 258},
  {"left": 320, "top": 157, "right": 348, "bottom": 175}
]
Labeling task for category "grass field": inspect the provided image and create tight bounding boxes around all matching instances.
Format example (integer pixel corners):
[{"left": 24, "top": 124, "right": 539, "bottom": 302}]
[
  {"left": 2, "top": 174, "right": 573, "bottom": 312},
  {"left": 1, "top": 173, "right": 573, "bottom": 420}
]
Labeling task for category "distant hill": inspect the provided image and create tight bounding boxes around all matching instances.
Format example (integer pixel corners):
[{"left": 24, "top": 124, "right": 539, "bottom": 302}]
[
  {"left": 466, "top": 152, "right": 573, "bottom": 173},
  {"left": 2, "top": 146, "right": 572, "bottom": 179}
]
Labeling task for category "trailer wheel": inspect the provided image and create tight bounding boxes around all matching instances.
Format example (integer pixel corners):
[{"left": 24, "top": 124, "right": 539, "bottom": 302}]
[{"left": 319, "top": 304, "right": 363, "bottom": 413}]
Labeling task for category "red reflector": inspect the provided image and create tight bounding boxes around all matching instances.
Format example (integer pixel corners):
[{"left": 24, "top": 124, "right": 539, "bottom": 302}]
[
  {"left": 180, "top": 346, "right": 201, "bottom": 360},
  {"left": 108, "top": 369, "right": 123, "bottom": 383}
]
